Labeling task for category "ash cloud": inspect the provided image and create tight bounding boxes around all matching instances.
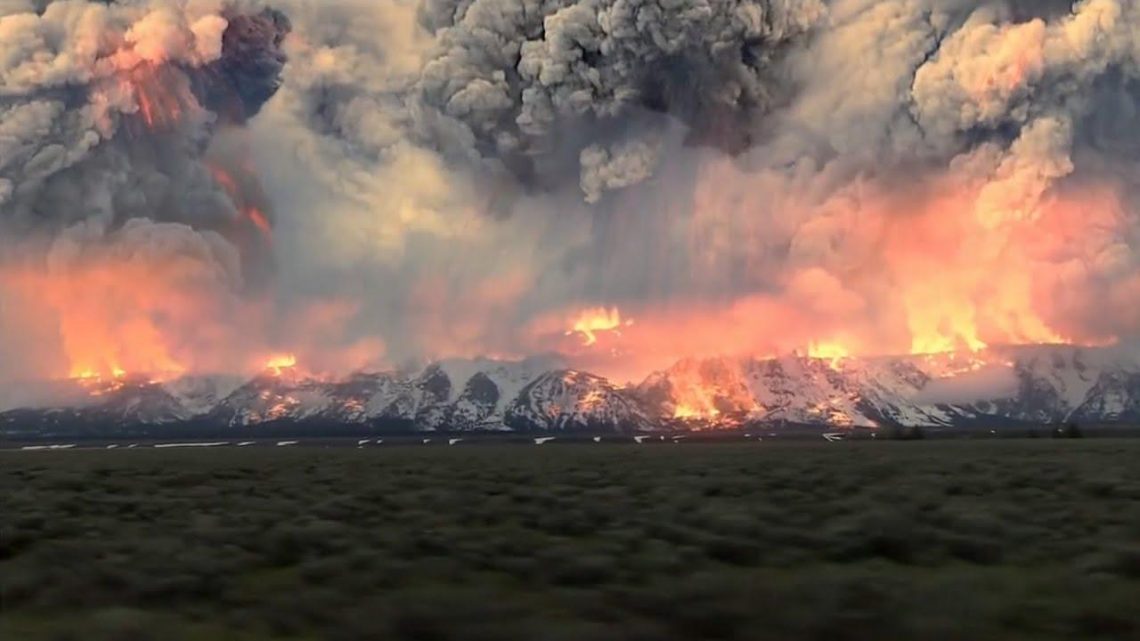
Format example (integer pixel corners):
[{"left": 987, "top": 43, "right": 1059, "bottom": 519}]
[
  {"left": 7, "top": 0, "right": 1140, "bottom": 383},
  {"left": 252, "top": 0, "right": 1140, "bottom": 375},
  {"left": 405, "top": 0, "right": 822, "bottom": 196},
  {"left": 0, "top": 1, "right": 288, "bottom": 238}
]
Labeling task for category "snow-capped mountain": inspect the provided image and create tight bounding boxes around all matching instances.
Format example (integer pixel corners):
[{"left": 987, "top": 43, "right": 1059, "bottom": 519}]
[
  {"left": 2, "top": 346, "right": 1139, "bottom": 436},
  {"left": 504, "top": 370, "right": 653, "bottom": 432},
  {"left": 641, "top": 346, "right": 1140, "bottom": 429},
  {"left": 640, "top": 355, "right": 932, "bottom": 428},
  {"left": 1071, "top": 370, "right": 1140, "bottom": 423},
  {"left": 0, "top": 377, "right": 200, "bottom": 434}
]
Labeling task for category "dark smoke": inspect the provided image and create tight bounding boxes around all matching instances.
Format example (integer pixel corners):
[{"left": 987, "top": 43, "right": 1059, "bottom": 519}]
[
  {"left": 325, "top": 0, "right": 827, "bottom": 201},
  {"left": 188, "top": 8, "right": 292, "bottom": 126}
]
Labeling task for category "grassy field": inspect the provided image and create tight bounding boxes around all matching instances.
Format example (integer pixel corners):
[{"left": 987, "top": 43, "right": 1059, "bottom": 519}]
[{"left": 3, "top": 440, "right": 1140, "bottom": 641}]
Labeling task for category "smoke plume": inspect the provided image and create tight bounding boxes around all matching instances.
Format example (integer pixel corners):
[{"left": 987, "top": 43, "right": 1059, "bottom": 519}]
[
  {"left": 0, "top": 0, "right": 293, "bottom": 380},
  {"left": 4, "top": 0, "right": 1140, "bottom": 385}
]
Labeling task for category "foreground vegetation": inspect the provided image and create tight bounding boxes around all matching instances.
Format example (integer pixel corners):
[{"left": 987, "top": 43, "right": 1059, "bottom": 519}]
[{"left": 3, "top": 440, "right": 1140, "bottom": 640}]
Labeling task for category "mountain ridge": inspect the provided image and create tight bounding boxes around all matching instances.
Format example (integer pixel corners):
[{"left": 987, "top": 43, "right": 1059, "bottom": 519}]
[{"left": 3, "top": 345, "right": 1138, "bottom": 437}]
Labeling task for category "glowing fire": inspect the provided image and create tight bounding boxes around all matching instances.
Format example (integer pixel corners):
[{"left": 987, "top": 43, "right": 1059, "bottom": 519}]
[
  {"left": 674, "top": 402, "right": 719, "bottom": 421},
  {"left": 68, "top": 366, "right": 134, "bottom": 396},
  {"left": 71, "top": 366, "right": 127, "bottom": 381},
  {"left": 265, "top": 354, "right": 298, "bottom": 376},
  {"left": 54, "top": 283, "right": 188, "bottom": 383},
  {"left": 0, "top": 56, "right": 1119, "bottom": 399},
  {"left": 246, "top": 207, "right": 272, "bottom": 236},
  {"left": 205, "top": 163, "right": 274, "bottom": 240},
  {"left": 119, "top": 63, "right": 192, "bottom": 131},
  {"left": 567, "top": 307, "right": 630, "bottom": 346},
  {"left": 667, "top": 359, "right": 759, "bottom": 422},
  {"left": 0, "top": 224, "right": 265, "bottom": 383},
  {"left": 808, "top": 341, "right": 850, "bottom": 369}
]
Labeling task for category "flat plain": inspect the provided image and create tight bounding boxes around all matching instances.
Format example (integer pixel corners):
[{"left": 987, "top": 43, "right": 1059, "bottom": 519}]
[{"left": 3, "top": 440, "right": 1140, "bottom": 641}]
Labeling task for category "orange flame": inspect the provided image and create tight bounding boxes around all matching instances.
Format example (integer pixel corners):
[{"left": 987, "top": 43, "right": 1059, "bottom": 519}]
[
  {"left": 207, "top": 163, "right": 240, "bottom": 193},
  {"left": 122, "top": 63, "right": 189, "bottom": 131},
  {"left": 205, "top": 163, "right": 274, "bottom": 241},
  {"left": 264, "top": 354, "right": 298, "bottom": 377},
  {"left": 808, "top": 341, "right": 850, "bottom": 369},
  {"left": 666, "top": 359, "right": 758, "bottom": 422},
  {"left": 0, "top": 235, "right": 258, "bottom": 382},
  {"left": 674, "top": 400, "right": 720, "bottom": 421},
  {"left": 47, "top": 260, "right": 189, "bottom": 383},
  {"left": 70, "top": 366, "right": 133, "bottom": 396},
  {"left": 246, "top": 207, "right": 272, "bottom": 236},
  {"left": 566, "top": 307, "right": 630, "bottom": 346}
]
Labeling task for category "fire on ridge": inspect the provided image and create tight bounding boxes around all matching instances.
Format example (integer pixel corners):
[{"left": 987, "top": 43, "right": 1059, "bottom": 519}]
[{"left": 4, "top": 0, "right": 1138, "bottom": 422}]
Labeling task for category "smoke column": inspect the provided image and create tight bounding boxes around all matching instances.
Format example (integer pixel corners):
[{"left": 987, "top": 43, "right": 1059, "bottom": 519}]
[{"left": 4, "top": 0, "right": 1140, "bottom": 384}]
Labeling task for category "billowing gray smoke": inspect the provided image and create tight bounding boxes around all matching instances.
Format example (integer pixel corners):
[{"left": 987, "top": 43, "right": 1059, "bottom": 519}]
[
  {"left": 400, "top": 0, "right": 821, "bottom": 199},
  {"left": 0, "top": 2, "right": 288, "bottom": 253},
  {"left": 254, "top": 0, "right": 1140, "bottom": 377},
  {"left": 189, "top": 8, "right": 291, "bottom": 124},
  {"left": 5, "top": 0, "right": 1140, "bottom": 386},
  {"left": 316, "top": 0, "right": 1140, "bottom": 204}
]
